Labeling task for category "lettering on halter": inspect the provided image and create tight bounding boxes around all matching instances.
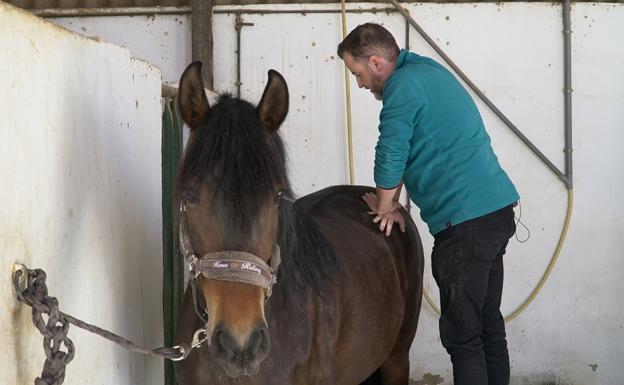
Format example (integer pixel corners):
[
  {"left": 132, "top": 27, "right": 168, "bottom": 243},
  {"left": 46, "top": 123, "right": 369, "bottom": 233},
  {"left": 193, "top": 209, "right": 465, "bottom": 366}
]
[
  {"left": 213, "top": 261, "right": 228, "bottom": 269},
  {"left": 241, "top": 262, "right": 262, "bottom": 275}
]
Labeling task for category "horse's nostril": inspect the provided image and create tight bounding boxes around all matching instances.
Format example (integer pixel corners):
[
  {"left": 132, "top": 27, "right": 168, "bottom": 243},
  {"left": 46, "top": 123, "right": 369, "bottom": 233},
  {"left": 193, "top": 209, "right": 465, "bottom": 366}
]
[
  {"left": 210, "top": 324, "right": 270, "bottom": 370},
  {"left": 247, "top": 325, "right": 270, "bottom": 357},
  {"left": 211, "top": 326, "right": 236, "bottom": 359}
]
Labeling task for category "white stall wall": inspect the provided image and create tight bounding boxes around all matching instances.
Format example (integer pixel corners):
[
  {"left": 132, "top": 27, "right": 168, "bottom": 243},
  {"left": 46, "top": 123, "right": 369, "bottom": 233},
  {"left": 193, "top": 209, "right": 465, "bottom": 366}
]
[
  {"left": 1, "top": 4, "right": 164, "bottom": 385},
  {"left": 53, "top": 14, "right": 191, "bottom": 84},
  {"left": 46, "top": 2, "right": 623, "bottom": 384}
]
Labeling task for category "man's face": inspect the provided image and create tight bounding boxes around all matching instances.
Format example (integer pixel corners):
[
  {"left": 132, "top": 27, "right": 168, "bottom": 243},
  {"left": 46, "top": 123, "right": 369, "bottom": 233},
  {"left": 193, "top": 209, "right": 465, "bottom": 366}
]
[{"left": 342, "top": 52, "right": 385, "bottom": 101}]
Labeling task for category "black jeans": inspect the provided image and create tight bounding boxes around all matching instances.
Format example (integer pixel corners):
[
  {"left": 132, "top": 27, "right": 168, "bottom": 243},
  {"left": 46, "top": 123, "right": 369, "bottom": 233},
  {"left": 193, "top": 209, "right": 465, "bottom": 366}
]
[{"left": 432, "top": 205, "right": 516, "bottom": 385}]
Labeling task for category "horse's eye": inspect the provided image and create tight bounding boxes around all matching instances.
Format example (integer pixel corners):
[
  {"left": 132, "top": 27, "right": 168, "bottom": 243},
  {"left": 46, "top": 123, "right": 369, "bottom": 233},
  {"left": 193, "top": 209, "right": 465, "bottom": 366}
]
[
  {"left": 183, "top": 189, "right": 198, "bottom": 204},
  {"left": 274, "top": 191, "right": 283, "bottom": 205}
]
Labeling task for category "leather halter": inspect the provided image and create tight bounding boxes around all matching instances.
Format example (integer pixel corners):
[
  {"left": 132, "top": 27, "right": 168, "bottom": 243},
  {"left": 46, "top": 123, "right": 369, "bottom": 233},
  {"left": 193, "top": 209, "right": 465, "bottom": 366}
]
[{"left": 178, "top": 200, "right": 282, "bottom": 323}]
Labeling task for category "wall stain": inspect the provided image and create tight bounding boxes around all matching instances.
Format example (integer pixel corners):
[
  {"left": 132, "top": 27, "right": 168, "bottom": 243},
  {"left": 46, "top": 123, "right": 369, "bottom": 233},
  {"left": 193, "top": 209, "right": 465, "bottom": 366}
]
[
  {"left": 410, "top": 373, "right": 444, "bottom": 385},
  {"left": 588, "top": 363, "right": 598, "bottom": 372},
  {"left": 513, "top": 372, "right": 573, "bottom": 385}
]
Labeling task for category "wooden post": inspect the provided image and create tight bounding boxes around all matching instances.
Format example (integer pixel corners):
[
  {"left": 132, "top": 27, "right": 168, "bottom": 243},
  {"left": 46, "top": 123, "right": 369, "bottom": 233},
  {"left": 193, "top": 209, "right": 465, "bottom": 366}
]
[{"left": 191, "top": 0, "right": 214, "bottom": 90}]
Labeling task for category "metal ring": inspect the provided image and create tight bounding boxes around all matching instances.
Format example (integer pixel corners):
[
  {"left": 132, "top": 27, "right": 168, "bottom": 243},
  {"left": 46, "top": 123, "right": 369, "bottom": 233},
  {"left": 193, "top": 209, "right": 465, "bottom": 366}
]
[{"left": 170, "top": 345, "right": 188, "bottom": 361}]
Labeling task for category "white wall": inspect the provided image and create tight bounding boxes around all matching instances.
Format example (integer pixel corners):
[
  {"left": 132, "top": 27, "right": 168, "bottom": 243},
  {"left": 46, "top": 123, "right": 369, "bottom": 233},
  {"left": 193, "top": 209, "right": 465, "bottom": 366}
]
[
  {"left": 1, "top": 4, "right": 164, "bottom": 385},
  {"left": 45, "top": 2, "right": 624, "bottom": 384},
  {"left": 53, "top": 14, "right": 191, "bottom": 84}
]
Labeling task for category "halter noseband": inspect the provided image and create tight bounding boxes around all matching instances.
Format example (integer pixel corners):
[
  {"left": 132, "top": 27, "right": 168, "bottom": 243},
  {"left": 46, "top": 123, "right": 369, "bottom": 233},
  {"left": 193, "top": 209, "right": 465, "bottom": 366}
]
[{"left": 178, "top": 200, "right": 282, "bottom": 323}]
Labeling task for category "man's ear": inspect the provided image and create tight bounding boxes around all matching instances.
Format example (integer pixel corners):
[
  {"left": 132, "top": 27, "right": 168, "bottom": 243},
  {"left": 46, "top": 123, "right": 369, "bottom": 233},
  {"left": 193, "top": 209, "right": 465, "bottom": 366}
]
[{"left": 368, "top": 55, "right": 384, "bottom": 72}]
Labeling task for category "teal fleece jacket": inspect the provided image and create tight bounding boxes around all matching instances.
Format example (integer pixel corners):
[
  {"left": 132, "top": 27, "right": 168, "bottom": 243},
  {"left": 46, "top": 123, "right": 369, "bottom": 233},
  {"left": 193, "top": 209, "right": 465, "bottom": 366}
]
[{"left": 374, "top": 49, "right": 519, "bottom": 235}]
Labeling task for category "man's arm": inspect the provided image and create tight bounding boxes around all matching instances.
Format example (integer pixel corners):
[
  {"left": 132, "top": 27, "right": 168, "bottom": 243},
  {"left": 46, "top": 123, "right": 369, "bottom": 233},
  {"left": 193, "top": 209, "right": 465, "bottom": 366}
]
[
  {"left": 393, "top": 181, "right": 403, "bottom": 203},
  {"left": 375, "top": 185, "right": 399, "bottom": 214},
  {"left": 374, "top": 181, "right": 403, "bottom": 212}
]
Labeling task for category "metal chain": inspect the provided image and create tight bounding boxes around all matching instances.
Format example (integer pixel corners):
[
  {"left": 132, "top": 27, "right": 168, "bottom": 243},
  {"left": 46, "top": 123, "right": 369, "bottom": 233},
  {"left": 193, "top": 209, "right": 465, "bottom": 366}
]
[
  {"left": 13, "top": 268, "right": 74, "bottom": 385},
  {"left": 12, "top": 264, "right": 207, "bottom": 385}
]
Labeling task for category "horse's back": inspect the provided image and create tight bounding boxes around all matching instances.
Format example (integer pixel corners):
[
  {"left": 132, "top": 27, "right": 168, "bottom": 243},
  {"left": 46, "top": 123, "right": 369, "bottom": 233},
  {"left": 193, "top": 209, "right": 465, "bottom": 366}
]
[
  {"left": 297, "top": 185, "right": 424, "bottom": 278},
  {"left": 297, "top": 185, "right": 424, "bottom": 384}
]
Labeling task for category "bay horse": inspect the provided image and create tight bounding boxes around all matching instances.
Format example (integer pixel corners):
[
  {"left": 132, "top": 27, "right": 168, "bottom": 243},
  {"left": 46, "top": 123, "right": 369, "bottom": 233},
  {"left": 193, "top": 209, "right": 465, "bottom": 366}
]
[{"left": 172, "top": 62, "right": 424, "bottom": 385}]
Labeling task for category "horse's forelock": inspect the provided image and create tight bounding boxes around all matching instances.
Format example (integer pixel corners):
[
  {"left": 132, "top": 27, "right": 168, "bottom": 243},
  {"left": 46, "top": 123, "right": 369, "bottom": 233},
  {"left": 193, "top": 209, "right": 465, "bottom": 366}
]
[
  {"left": 175, "top": 96, "right": 286, "bottom": 240},
  {"left": 174, "top": 93, "right": 335, "bottom": 296}
]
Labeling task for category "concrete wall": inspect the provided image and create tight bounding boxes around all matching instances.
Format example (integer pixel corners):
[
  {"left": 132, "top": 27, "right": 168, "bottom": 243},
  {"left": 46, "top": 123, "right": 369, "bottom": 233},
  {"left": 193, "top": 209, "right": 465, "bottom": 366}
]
[
  {"left": 1, "top": 3, "right": 164, "bottom": 385},
  {"left": 47, "top": 2, "right": 623, "bottom": 384}
]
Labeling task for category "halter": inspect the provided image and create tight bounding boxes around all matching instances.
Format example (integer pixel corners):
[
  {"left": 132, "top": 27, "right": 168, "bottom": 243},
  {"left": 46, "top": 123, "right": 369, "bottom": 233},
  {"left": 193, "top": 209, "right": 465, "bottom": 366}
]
[{"left": 178, "top": 199, "right": 283, "bottom": 324}]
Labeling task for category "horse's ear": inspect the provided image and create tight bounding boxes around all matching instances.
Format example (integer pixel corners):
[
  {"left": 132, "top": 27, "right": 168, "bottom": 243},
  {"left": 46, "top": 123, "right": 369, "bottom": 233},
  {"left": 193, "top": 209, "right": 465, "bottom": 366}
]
[
  {"left": 178, "top": 61, "right": 210, "bottom": 130},
  {"left": 257, "top": 70, "right": 289, "bottom": 132}
]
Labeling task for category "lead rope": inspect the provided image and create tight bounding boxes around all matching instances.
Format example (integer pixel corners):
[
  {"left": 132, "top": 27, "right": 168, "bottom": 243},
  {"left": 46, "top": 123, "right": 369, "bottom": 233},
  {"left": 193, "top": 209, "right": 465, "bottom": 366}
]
[{"left": 11, "top": 264, "right": 206, "bottom": 385}]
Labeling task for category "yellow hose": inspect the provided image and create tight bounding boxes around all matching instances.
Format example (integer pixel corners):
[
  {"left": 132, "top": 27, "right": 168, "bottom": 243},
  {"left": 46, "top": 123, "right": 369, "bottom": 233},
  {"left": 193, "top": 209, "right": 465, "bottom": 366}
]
[
  {"left": 504, "top": 189, "right": 573, "bottom": 322},
  {"left": 340, "top": 0, "right": 355, "bottom": 185},
  {"left": 423, "top": 189, "right": 574, "bottom": 323}
]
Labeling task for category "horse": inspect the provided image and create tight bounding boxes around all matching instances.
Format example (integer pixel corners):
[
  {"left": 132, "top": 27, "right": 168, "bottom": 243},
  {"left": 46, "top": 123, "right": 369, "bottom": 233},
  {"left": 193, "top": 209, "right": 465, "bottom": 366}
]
[{"left": 172, "top": 61, "right": 425, "bottom": 385}]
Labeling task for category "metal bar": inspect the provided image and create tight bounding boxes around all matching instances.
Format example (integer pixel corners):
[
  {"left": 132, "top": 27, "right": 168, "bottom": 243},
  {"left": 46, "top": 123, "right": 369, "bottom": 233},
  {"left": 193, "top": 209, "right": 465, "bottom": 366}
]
[
  {"left": 236, "top": 12, "right": 242, "bottom": 97},
  {"left": 237, "top": 18, "right": 242, "bottom": 97},
  {"left": 405, "top": 13, "right": 410, "bottom": 55},
  {"left": 214, "top": 7, "right": 398, "bottom": 15},
  {"left": 388, "top": 0, "right": 567, "bottom": 184},
  {"left": 234, "top": 13, "right": 254, "bottom": 98},
  {"left": 33, "top": 6, "right": 400, "bottom": 18},
  {"left": 162, "top": 84, "right": 178, "bottom": 99},
  {"left": 192, "top": 0, "right": 214, "bottom": 89},
  {"left": 562, "top": 0, "right": 573, "bottom": 189},
  {"left": 33, "top": 6, "right": 190, "bottom": 18}
]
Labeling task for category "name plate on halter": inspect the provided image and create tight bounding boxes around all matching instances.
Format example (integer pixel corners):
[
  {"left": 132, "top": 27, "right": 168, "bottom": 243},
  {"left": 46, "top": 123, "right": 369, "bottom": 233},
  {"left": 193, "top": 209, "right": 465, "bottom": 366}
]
[{"left": 195, "top": 249, "right": 280, "bottom": 290}]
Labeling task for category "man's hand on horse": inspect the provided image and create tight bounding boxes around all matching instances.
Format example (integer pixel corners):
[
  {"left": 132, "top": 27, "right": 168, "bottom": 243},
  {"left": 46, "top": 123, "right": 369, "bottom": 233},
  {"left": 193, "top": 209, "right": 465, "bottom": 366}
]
[{"left": 362, "top": 192, "right": 406, "bottom": 236}]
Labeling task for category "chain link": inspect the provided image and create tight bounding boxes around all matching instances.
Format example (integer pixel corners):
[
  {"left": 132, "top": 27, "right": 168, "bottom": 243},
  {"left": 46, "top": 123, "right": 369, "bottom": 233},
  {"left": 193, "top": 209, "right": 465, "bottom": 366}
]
[
  {"left": 14, "top": 268, "right": 75, "bottom": 385},
  {"left": 12, "top": 264, "right": 206, "bottom": 385}
]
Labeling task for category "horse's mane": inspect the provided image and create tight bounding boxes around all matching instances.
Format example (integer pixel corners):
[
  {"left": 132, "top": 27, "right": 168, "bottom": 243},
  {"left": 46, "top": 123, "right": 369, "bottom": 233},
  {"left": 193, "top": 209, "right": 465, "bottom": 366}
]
[
  {"left": 277, "top": 198, "right": 336, "bottom": 300},
  {"left": 175, "top": 94, "right": 335, "bottom": 298}
]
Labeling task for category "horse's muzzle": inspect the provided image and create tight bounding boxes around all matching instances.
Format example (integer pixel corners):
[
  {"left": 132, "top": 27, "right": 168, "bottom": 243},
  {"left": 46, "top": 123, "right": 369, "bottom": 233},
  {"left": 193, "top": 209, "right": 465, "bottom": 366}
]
[{"left": 209, "top": 323, "right": 270, "bottom": 377}]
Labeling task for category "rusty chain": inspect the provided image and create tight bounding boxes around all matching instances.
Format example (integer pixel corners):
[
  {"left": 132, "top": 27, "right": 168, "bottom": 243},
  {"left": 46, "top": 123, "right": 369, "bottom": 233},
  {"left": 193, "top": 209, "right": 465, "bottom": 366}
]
[
  {"left": 12, "top": 264, "right": 207, "bottom": 385},
  {"left": 14, "top": 267, "right": 74, "bottom": 385}
]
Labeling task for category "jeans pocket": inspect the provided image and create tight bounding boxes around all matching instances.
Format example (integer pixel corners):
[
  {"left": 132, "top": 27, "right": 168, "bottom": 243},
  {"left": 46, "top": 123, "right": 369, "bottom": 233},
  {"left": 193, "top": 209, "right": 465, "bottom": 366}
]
[
  {"left": 432, "top": 226, "right": 462, "bottom": 284},
  {"left": 472, "top": 208, "right": 513, "bottom": 261}
]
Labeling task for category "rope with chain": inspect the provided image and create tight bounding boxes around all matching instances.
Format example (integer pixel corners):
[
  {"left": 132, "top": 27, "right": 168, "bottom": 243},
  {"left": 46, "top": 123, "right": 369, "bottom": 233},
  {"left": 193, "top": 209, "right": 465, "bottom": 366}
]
[{"left": 11, "top": 263, "right": 207, "bottom": 385}]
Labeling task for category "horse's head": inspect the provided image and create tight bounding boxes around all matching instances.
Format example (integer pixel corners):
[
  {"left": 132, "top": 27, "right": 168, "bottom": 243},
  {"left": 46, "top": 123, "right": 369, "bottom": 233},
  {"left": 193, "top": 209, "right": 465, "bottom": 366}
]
[{"left": 175, "top": 62, "right": 289, "bottom": 377}]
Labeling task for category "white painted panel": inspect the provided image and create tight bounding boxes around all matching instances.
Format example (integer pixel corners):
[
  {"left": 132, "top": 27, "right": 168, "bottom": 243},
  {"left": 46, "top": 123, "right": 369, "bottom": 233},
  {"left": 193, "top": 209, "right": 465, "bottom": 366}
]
[
  {"left": 1, "top": 4, "right": 164, "bottom": 385},
  {"left": 52, "top": 14, "right": 192, "bottom": 84}
]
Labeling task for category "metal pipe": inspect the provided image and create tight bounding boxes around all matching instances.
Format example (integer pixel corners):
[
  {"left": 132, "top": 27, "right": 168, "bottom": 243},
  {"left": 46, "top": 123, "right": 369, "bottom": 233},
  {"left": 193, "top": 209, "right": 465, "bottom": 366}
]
[
  {"left": 192, "top": 0, "right": 214, "bottom": 89},
  {"left": 33, "top": 6, "right": 400, "bottom": 18},
  {"left": 33, "top": 6, "right": 190, "bottom": 18},
  {"left": 387, "top": 0, "right": 567, "bottom": 185},
  {"left": 214, "top": 8, "right": 398, "bottom": 15},
  {"left": 162, "top": 84, "right": 178, "bottom": 99},
  {"left": 562, "top": 0, "right": 573, "bottom": 189},
  {"left": 236, "top": 12, "right": 242, "bottom": 98},
  {"left": 405, "top": 14, "right": 410, "bottom": 56},
  {"left": 235, "top": 13, "right": 254, "bottom": 97}
]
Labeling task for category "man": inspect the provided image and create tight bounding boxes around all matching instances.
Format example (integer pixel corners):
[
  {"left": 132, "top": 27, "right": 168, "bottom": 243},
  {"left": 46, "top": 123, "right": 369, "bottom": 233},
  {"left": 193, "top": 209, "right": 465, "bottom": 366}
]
[{"left": 337, "top": 23, "right": 519, "bottom": 385}]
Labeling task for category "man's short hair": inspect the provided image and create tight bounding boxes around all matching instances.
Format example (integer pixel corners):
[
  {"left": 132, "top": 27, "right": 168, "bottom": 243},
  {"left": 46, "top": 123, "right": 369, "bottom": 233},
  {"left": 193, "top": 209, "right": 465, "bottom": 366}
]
[{"left": 337, "top": 23, "right": 400, "bottom": 62}]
